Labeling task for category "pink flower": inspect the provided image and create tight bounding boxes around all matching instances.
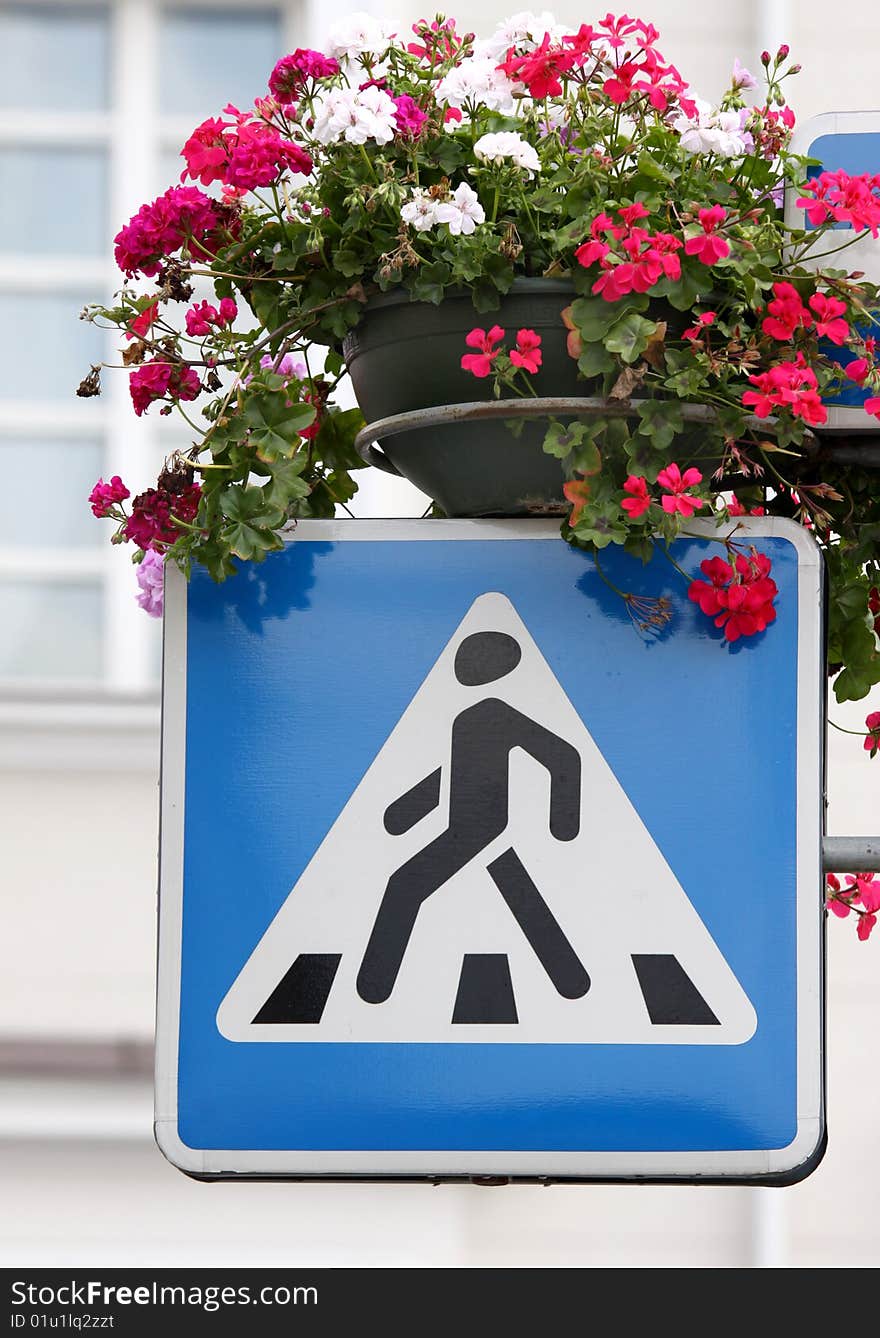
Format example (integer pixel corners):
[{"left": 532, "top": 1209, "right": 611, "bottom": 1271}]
[
  {"left": 129, "top": 360, "right": 201, "bottom": 416},
  {"left": 126, "top": 301, "right": 158, "bottom": 341},
  {"left": 684, "top": 206, "right": 730, "bottom": 266},
  {"left": 621, "top": 475, "right": 652, "bottom": 517},
  {"left": 135, "top": 549, "right": 165, "bottom": 618},
  {"left": 826, "top": 873, "right": 853, "bottom": 918},
  {"left": 499, "top": 33, "right": 577, "bottom": 100},
  {"left": 682, "top": 311, "right": 716, "bottom": 341},
  {"left": 742, "top": 355, "right": 828, "bottom": 426},
  {"left": 114, "top": 186, "right": 225, "bottom": 277},
  {"left": 864, "top": 396, "right": 880, "bottom": 419},
  {"left": 89, "top": 475, "right": 130, "bottom": 518},
  {"left": 850, "top": 873, "right": 880, "bottom": 914},
  {"left": 461, "top": 326, "right": 505, "bottom": 378},
  {"left": 796, "top": 170, "right": 880, "bottom": 237},
  {"left": 269, "top": 49, "right": 340, "bottom": 104},
  {"left": 728, "top": 495, "right": 766, "bottom": 517},
  {"left": 392, "top": 94, "right": 428, "bottom": 137},
  {"left": 808, "top": 292, "right": 849, "bottom": 345},
  {"left": 857, "top": 912, "right": 877, "bottom": 941},
  {"left": 180, "top": 111, "right": 313, "bottom": 194},
  {"left": 761, "top": 281, "right": 811, "bottom": 340},
  {"left": 656, "top": 462, "right": 706, "bottom": 517},
  {"left": 846, "top": 357, "right": 871, "bottom": 384},
  {"left": 864, "top": 711, "right": 880, "bottom": 757},
  {"left": 509, "top": 329, "right": 542, "bottom": 374},
  {"left": 185, "top": 298, "right": 237, "bottom": 335}
]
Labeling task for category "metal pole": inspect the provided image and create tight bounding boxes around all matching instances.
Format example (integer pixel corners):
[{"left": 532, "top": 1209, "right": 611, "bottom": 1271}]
[{"left": 822, "top": 837, "right": 880, "bottom": 872}]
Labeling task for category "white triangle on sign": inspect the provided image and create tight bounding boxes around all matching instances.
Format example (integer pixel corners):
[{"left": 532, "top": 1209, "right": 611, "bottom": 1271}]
[{"left": 216, "top": 593, "right": 757, "bottom": 1045}]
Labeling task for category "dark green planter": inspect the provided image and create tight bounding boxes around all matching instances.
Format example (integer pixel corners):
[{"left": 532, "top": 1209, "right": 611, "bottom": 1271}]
[{"left": 343, "top": 279, "right": 583, "bottom": 516}]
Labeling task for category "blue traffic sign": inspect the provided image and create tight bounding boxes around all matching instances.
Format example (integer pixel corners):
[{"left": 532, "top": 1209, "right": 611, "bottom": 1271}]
[
  {"left": 787, "top": 111, "right": 880, "bottom": 428},
  {"left": 155, "top": 518, "right": 824, "bottom": 1182}
]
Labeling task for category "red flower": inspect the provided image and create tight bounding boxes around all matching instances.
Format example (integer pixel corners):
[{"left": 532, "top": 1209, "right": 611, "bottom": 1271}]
[
  {"left": 509, "top": 329, "right": 542, "bottom": 374},
  {"left": 808, "top": 292, "right": 849, "bottom": 345},
  {"left": 742, "top": 355, "right": 828, "bottom": 426},
  {"left": 857, "top": 912, "right": 877, "bottom": 941},
  {"left": 688, "top": 548, "right": 778, "bottom": 641},
  {"left": 498, "top": 33, "right": 577, "bottom": 98},
  {"left": 865, "top": 711, "right": 880, "bottom": 757},
  {"left": 845, "top": 357, "right": 871, "bottom": 384},
  {"left": 684, "top": 206, "right": 730, "bottom": 266},
  {"left": 796, "top": 170, "right": 880, "bottom": 237},
  {"left": 682, "top": 311, "right": 716, "bottom": 341},
  {"left": 123, "top": 482, "right": 201, "bottom": 550},
  {"left": 864, "top": 396, "right": 880, "bottom": 419},
  {"left": 563, "top": 478, "right": 591, "bottom": 527},
  {"left": 126, "top": 301, "right": 158, "bottom": 341},
  {"left": 461, "top": 326, "right": 505, "bottom": 378},
  {"left": 656, "top": 462, "right": 706, "bottom": 518},
  {"left": 761, "top": 281, "right": 810, "bottom": 340},
  {"left": 621, "top": 475, "right": 652, "bottom": 518}
]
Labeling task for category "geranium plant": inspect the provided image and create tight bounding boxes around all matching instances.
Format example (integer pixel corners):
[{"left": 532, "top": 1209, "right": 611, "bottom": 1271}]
[{"left": 83, "top": 11, "right": 880, "bottom": 842}]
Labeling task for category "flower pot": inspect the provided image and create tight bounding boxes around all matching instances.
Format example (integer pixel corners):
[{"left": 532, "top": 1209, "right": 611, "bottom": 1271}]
[{"left": 343, "top": 278, "right": 584, "bottom": 516}]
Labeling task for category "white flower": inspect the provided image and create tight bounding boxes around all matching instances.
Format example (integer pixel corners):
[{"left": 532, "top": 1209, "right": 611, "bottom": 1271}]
[
  {"left": 326, "top": 13, "right": 398, "bottom": 62},
  {"left": 312, "top": 85, "right": 397, "bottom": 147},
  {"left": 674, "top": 101, "right": 751, "bottom": 158},
  {"left": 474, "top": 130, "right": 541, "bottom": 176},
  {"left": 436, "top": 55, "right": 519, "bottom": 115},
  {"left": 481, "top": 11, "right": 568, "bottom": 59},
  {"left": 434, "top": 182, "right": 486, "bottom": 237},
  {"left": 400, "top": 189, "right": 440, "bottom": 232}
]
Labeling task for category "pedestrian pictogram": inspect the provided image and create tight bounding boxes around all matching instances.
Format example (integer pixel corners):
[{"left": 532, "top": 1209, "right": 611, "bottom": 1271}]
[{"left": 217, "top": 592, "right": 757, "bottom": 1045}]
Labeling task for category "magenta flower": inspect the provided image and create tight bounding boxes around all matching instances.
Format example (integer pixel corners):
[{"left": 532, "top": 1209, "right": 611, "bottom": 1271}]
[
  {"left": 392, "top": 94, "right": 428, "bottom": 137},
  {"left": 129, "top": 360, "right": 201, "bottom": 416},
  {"left": 114, "top": 186, "right": 224, "bottom": 277},
  {"left": 269, "top": 49, "right": 340, "bottom": 104},
  {"left": 89, "top": 475, "right": 130, "bottom": 518},
  {"left": 864, "top": 711, "right": 880, "bottom": 757},
  {"left": 135, "top": 549, "right": 165, "bottom": 618}
]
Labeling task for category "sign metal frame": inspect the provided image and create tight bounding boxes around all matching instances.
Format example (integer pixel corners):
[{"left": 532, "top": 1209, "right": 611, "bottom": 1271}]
[{"left": 155, "top": 518, "right": 825, "bottom": 1184}]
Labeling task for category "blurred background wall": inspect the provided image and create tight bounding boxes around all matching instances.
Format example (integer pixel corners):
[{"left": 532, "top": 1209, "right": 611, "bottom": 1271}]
[{"left": 0, "top": 0, "right": 878, "bottom": 1267}]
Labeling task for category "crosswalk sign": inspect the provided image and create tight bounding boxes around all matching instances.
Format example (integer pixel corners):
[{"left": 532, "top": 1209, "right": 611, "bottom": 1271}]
[{"left": 155, "top": 518, "right": 825, "bottom": 1183}]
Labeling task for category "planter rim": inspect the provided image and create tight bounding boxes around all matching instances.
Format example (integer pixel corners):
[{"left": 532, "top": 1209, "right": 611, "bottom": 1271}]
[{"left": 360, "top": 276, "right": 577, "bottom": 314}]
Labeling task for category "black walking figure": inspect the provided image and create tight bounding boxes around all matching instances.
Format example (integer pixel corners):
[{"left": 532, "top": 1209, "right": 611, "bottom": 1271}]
[{"left": 356, "top": 629, "right": 591, "bottom": 1006}]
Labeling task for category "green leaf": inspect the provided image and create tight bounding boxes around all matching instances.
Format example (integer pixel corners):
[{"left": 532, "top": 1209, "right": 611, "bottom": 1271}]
[
  {"left": 625, "top": 534, "right": 655, "bottom": 564},
  {"left": 242, "top": 394, "right": 316, "bottom": 463},
  {"left": 577, "top": 342, "right": 615, "bottom": 377},
  {"left": 264, "top": 456, "right": 310, "bottom": 510},
  {"left": 569, "top": 293, "right": 648, "bottom": 342},
  {"left": 636, "top": 399, "right": 685, "bottom": 452},
  {"left": 605, "top": 314, "right": 659, "bottom": 365},
  {"left": 314, "top": 406, "right": 366, "bottom": 471},
  {"left": 219, "top": 483, "right": 286, "bottom": 561}
]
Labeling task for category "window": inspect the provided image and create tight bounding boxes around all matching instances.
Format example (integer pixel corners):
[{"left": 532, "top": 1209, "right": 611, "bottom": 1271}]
[{"left": 0, "top": 0, "right": 299, "bottom": 694}]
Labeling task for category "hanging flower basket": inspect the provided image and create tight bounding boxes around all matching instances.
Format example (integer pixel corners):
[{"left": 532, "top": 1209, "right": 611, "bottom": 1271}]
[{"left": 80, "top": 10, "right": 880, "bottom": 852}]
